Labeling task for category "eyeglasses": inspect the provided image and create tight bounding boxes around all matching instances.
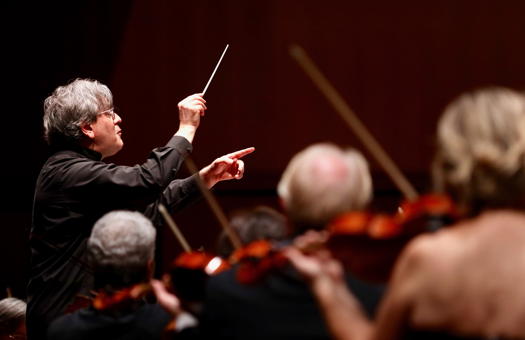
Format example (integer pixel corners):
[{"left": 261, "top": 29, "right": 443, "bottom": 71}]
[{"left": 99, "top": 108, "right": 116, "bottom": 121}]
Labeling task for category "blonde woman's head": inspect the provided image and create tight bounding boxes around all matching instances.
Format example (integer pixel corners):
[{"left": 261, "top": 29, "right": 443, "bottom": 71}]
[{"left": 433, "top": 87, "right": 525, "bottom": 215}]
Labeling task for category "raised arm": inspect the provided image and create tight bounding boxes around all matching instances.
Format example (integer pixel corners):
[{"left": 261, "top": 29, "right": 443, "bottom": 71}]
[
  {"left": 143, "top": 147, "right": 255, "bottom": 224},
  {"left": 286, "top": 231, "right": 425, "bottom": 340},
  {"left": 285, "top": 232, "right": 373, "bottom": 340},
  {"left": 174, "top": 93, "right": 207, "bottom": 143}
]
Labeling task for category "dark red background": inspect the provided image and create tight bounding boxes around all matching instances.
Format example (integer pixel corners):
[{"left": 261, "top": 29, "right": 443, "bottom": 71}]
[{"left": 3, "top": 0, "right": 525, "bottom": 297}]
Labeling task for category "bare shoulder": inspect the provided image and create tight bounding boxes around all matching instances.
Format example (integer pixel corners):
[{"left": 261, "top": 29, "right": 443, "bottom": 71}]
[
  {"left": 396, "top": 232, "right": 449, "bottom": 273},
  {"left": 372, "top": 232, "right": 453, "bottom": 339},
  {"left": 390, "top": 228, "right": 465, "bottom": 291}
]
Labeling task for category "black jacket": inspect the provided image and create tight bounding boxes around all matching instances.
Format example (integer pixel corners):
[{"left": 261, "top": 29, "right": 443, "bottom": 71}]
[
  {"left": 28, "top": 136, "right": 199, "bottom": 339},
  {"left": 200, "top": 262, "right": 385, "bottom": 340}
]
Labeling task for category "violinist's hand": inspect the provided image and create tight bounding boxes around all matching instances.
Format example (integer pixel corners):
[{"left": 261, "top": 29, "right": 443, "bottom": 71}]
[
  {"left": 150, "top": 279, "right": 181, "bottom": 317},
  {"left": 286, "top": 233, "right": 372, "bottom": 340},
  {"left": 199, "top": 147, "right": 255, "bottom": 188},
  {"left": 175, "top": 93, "right": 207, "bottom": 143},
  {"left": 284, "top": 230, "right": 345, "bottom": 290}
]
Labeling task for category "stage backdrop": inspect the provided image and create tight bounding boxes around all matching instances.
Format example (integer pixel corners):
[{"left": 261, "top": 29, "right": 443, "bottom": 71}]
[{"left": 3, "top": 0, "right": 525, "bottom": 295}]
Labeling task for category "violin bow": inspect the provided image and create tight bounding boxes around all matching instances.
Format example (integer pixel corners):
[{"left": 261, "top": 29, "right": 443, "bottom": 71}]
[
  {"left": 289, "top": 44, "right": 419, "bottom": 201},
  {"left": 158, "top": 203, "right": 192, "bottom": 252},
  {"left": 184, "top": 156, "right": 243, "bottom": 250}
]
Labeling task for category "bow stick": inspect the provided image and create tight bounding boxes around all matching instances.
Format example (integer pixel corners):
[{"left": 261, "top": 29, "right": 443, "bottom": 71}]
[
  {"left": 185, "top": 156, "right": 243, "bottom": 250},
  {"left": 289, "top": 44, "right": 418, "bottom": 201},
  {"left": 158, "top": 203, "right": 192, "bottom": 252}
]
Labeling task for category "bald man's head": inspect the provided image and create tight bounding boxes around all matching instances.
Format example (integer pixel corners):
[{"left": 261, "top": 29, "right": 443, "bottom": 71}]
[{"left": 277, "top": 143, "right": 372, "bottom": 232}]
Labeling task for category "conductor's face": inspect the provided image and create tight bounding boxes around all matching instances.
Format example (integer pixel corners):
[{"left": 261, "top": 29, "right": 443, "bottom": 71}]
[{"left": 89, "top": 108, "right": 124, "bottom": 158}]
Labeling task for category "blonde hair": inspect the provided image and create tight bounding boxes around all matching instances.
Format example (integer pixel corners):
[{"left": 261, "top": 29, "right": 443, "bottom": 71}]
[
  {"left": 277, "top": 143, "right": 372, "bottom": 231},
  {"left": 433, "top": 87, "right": 525, "bottom": 215}
]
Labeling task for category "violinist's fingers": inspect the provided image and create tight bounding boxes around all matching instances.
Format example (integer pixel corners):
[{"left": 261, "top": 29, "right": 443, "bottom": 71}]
[
  {"left": 317, "top": 230, "right": 330, "bottom": 242},
  {"left": 284, "top": 247, "right": 323, "bottom": 281},
  {"left": 150, "top": 279, "right": 181, "bottom": 316},
  {"left": 325, "top": 255, "right": 345, "bottom": 279},
  {"left": 226, "top": 147, "right": 255, "bottom": 160},
  {"left": 316, "top": 248, "right": 334, "bottom": 261},
  {"left": 285, "top": 246, "right": 344, "bottom": 285},
  {"left": 294, "top": 230, "right": 328, "bottom": 250},
  {"left": 161, "top": 273, "right": 172, "bottom": 287}
]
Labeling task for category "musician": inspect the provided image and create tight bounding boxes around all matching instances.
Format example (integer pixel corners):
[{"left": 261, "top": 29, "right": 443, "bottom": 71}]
[
  {"left": 200, "top": 143, "right": 385, "bottom": 339},
  {"left": 215, "top": 206, "right": 287, "bottom": 258},
  {"left": 47, "top": 211, "right": 173, "bottom": 339},
  {"left": 28, "top": 78, "right": 252, "bottom": 339},
  {"left": 287, "top": 87, "right": 525, "bottom": 340},
  {"left": 0, "top": 297, "right": 26, "bottom": 340}
]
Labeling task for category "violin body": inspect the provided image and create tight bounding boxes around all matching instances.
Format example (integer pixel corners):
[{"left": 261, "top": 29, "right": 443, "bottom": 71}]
[
  {"left": 231, "top": 194, "right": 459, "bottom": 285},
  {"left": 170, "top": 251, "right": 230, "bottom": 303},
  {"left": 92, "top": 283, "right": 151, "bottom": 311},
  {"left": 328, "top": 194, "right": 459, "bottom": 283},
  {"left": 230, "top": 240, "right": 288, "bottom": 285}
]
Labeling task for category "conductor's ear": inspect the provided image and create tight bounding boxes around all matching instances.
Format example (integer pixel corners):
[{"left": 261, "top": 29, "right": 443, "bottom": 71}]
[{"left": 81, "top": 122, "right": 95, "bottom": 140}]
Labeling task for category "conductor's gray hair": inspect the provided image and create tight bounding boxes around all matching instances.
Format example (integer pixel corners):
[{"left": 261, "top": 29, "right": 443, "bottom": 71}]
[{"left": 43, "top": 78, "right": 113, "bottom": 146}]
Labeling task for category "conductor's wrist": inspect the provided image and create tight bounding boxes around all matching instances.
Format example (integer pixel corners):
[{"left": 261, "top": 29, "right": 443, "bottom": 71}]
[
  {"left": 199, "top": 167, "right": 216, "bottom": 189},
  {"left": 175, "top": 125, "right": 197, "bottom": 143}
]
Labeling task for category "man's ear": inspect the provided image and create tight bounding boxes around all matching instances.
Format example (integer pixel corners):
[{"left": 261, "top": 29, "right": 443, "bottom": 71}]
[{"left": 80, "top": 122, "right": 95, "bottom": 139}]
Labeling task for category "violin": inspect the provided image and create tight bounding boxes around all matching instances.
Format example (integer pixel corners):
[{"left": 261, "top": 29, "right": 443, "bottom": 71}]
[
  {"left": 229, "top": 240, "right": 288, "bottom": 284},
  {"left": 169, "top": 251, "right": 230, "bottom": 304},
  {"left": 83, "top": 252, "right": 229, "bottom": 315},
  {"left": 89, "top": 253, "right": 230, "bottom": 310},
  {"left": 285, "top": 47, "right": 467, "bottom": 283},
  {"left": 91, "top": 283, "right": 152, "bottom": 311},
  {"left": 231, "top": 194, "right": 459, "bottom": 285},
  {"left": 157, "top": 203, "right": 234, "bottom": 311},
  {"left": 327, "top": 193, "right": 459, "bottom": 282}
]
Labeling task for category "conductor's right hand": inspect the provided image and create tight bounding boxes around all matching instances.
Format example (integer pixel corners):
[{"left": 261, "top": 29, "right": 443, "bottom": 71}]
[{"left": 175, "top": 93, "right": 207, "bottom": 143}]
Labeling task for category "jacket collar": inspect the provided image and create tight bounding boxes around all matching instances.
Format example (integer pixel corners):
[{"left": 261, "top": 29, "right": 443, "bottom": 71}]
[{"left": 51, "top": 142, "right": 102, "bottom": 161}]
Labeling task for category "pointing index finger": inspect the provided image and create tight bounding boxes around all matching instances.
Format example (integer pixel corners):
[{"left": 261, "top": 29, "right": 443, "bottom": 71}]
[{"left": 227, "top": 147, "right": 255, "bottom": 160}]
